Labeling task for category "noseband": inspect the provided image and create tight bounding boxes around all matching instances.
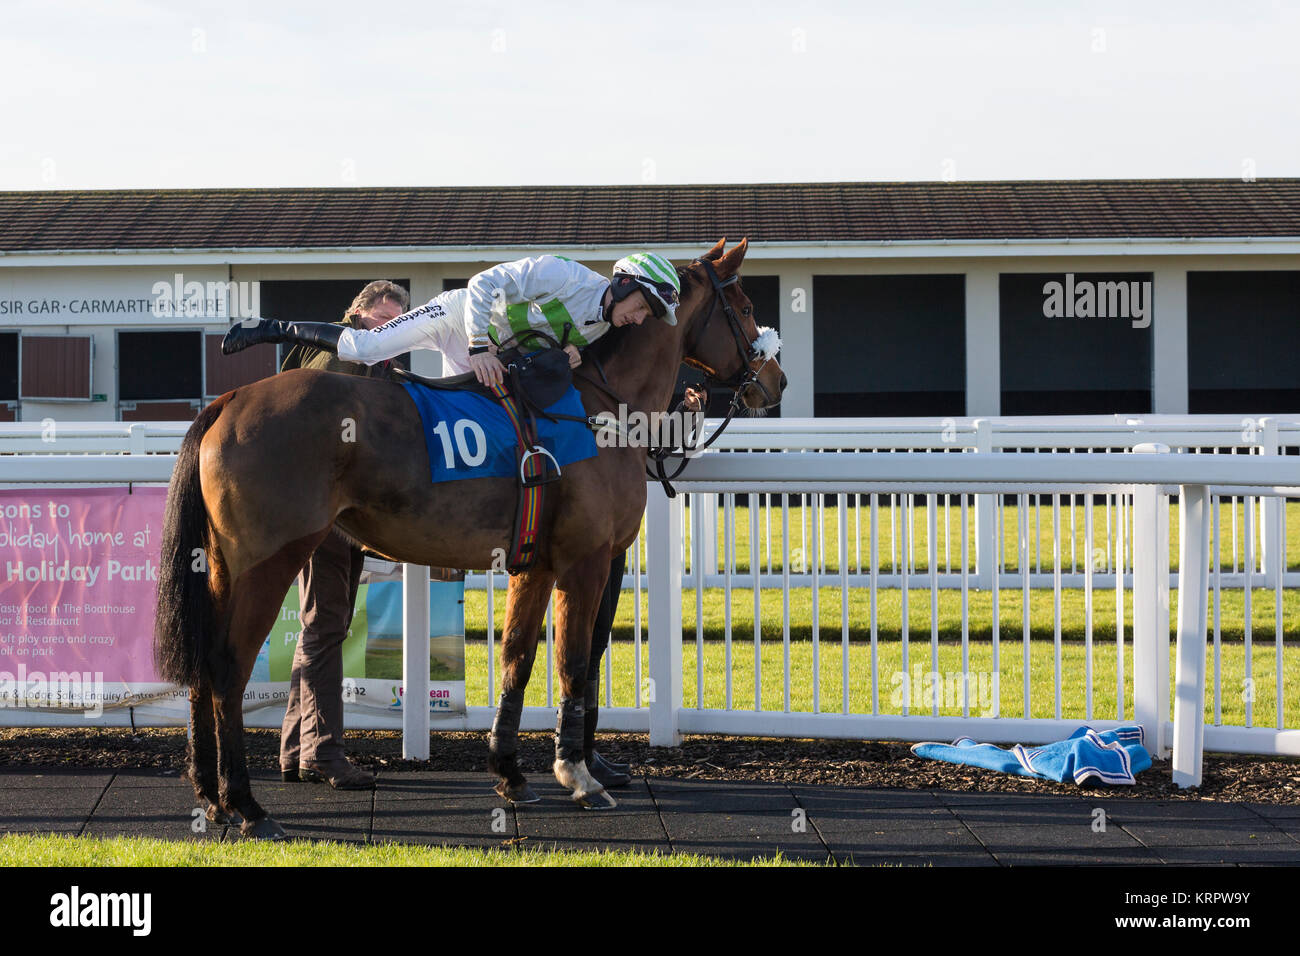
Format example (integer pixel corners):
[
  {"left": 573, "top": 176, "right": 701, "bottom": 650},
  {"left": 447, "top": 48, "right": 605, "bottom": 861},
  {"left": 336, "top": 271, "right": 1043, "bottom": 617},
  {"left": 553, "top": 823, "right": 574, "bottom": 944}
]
[
  {"left": 639, "top": 258, "right": 782, "bottom": 495},
  {"left": 569, "top": 257, "right": 781, "bottom": 496}
]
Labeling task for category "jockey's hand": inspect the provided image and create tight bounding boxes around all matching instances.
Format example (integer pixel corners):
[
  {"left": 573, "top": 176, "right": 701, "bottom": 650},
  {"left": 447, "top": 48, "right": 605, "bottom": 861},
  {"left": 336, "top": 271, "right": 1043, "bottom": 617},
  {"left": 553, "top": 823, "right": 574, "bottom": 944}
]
[
  {"left": 563, "top": 344, "right": 582, "bottom": 368},
  {"left": 682, "top": 386, "right": 709, "bottom": 413},
  {"left": 469, "top": 352, "right": 505, "bottom": 387}
]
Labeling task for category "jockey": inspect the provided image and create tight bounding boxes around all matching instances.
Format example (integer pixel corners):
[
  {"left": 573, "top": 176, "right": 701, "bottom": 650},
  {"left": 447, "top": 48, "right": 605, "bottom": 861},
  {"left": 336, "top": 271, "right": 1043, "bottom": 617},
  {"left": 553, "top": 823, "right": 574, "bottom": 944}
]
[{"left": 223, "top": 253, "right": 682, "bottom": 387}]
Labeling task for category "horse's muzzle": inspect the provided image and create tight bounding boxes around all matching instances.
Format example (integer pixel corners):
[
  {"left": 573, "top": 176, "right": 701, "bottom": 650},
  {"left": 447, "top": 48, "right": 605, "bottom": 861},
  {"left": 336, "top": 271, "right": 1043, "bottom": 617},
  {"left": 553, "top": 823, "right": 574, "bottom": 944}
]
[{"left": 743, "top": 370, "right": 785, "bottom": 409}]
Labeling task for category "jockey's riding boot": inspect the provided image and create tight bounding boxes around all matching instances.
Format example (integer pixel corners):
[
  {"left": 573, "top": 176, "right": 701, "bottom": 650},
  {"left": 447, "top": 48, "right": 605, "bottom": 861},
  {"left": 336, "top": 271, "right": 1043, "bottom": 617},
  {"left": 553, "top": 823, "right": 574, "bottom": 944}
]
[
  {"left": 583, "top": 678, "right": 631, "bottom": 787},
  {"left": 590, "top": 751, "right": 630, "bottom": 786},
  {"left": 221, "top": 319, "right": 344, "bottom": 356}
]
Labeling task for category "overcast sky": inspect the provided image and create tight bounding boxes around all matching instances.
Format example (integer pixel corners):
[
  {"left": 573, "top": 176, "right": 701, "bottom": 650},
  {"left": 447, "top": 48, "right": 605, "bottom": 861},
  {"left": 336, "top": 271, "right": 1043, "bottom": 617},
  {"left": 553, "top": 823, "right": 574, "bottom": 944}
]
[{"left": 2, "top": 0, "right": 1297, "bottom": 189}]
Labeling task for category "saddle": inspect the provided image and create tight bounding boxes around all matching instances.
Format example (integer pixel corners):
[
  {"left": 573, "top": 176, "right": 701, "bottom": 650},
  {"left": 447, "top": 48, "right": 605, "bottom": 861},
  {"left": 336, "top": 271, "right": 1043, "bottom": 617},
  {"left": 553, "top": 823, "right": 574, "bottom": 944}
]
[
  {"left": 393, "top": 340, "right": 573, "bottom": 411},
  {"left": 392, "top": 332, "right": 574, "bottom": 574}
]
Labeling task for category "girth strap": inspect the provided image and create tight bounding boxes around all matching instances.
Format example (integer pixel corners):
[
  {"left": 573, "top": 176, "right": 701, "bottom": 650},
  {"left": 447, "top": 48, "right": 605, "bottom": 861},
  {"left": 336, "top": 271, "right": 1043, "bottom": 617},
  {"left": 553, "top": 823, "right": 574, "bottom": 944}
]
[{"left": 489, "top": 379, "right": 559, "bottom": 573}]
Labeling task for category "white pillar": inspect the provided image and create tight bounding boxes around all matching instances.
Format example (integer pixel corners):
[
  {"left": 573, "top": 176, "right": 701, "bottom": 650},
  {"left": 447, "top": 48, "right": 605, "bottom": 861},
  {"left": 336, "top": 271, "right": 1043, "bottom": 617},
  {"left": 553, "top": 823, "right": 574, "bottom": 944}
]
[
  {"left": 779, "top": 267, "right": 814, "bottom": 417},
  {"left": 964, "top": 266, "right": 1000, "bottom": 416},
  {"left": 1173, "top": 485, "right": 1211, "bottom": 788},
  {"left": 647, "top": 484, "right": 683, "bottom": 746},
  {"left": 1259, "top": 417, "right": 1281, "bottom": 577},
  {"left": 1152, "top": 268, "right": 1188, "bottom": 414},
  {"left": 972, "top": 418, "right": 996, "bottom": 590},
  {"left": 698, "top": 493, "right": 718, "bottom": 578},
  {"left": 1131, "top": 443, "right": 1171, "bottom": 758},
  {"left": 408, "top": 270, "right": 444, "bottom": 378},
  {"left": 401, "top": 563, "right": 430, "bottom": 760}
]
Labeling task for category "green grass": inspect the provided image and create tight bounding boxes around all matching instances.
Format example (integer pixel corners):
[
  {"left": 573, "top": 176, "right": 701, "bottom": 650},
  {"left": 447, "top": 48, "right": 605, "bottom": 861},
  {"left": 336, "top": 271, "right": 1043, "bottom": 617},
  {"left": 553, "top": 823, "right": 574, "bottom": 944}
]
[
  {"left": 463, "top": 577, "right": 1299, "bottom": 726},
  {"left": 466, "top": 585, "right": 1300, "bottom": 646},
  {"left": 464, "top": 636, "right": 1299, "bottom": 727},
  {"left": 454, "top": 498, "right": 1298, "bottom": 726},
  {"left": 659, "top": 499, "right": 1300, "bottom": 574},
  {"left": 0, "top": 834, "right": 816, "bottom": 867}
]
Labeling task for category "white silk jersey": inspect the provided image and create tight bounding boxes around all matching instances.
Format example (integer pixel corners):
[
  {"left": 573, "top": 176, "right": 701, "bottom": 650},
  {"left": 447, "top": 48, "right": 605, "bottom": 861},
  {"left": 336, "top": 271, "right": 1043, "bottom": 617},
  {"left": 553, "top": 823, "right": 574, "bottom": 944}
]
[
  {"left": 337, "top": 288, "right": 473, "bottom": 374},
  {"left": 335, "top": 256, "right": 612, "bottom": 374},
  {"left": 463, "top": 255, "right": 612, "bottom": 351}
]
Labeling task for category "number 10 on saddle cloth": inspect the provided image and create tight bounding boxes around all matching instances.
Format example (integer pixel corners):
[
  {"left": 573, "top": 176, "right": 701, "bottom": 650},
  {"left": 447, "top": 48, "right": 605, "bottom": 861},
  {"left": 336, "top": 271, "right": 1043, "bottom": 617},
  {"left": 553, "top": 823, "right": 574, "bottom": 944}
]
[{"left": 400, "top": 381, "right": 597, "bottom": 484}]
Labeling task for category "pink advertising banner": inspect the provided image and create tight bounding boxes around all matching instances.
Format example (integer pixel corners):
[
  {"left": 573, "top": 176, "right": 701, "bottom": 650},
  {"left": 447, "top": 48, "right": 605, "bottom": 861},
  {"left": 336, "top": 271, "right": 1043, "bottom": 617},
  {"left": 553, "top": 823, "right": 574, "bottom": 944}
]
[
  {"left": 0, "top": 486, "right": 464, "bottom": 728},
  {"left": 0, "top": 487, "right": 165, "bottom": 683}
]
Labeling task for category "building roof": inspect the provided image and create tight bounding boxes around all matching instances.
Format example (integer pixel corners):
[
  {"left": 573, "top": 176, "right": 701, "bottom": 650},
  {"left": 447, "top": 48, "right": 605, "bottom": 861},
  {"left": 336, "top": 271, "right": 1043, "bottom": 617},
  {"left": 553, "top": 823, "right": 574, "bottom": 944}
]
[{"left": 2, "top": 179, "right": 1299, "bottom": 252}]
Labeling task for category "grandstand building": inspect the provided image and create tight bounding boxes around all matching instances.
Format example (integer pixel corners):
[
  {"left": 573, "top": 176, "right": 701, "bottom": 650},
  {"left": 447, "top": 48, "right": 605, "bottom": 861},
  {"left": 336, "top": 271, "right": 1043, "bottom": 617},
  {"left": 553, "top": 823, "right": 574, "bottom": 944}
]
[{"left": 1, "top": 179, "right": 1297, "bottom": 422}]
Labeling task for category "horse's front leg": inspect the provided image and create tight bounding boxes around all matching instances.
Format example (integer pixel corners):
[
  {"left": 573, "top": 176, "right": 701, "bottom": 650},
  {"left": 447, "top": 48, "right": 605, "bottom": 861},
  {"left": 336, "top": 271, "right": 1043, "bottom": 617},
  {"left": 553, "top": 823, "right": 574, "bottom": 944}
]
[
  {"left": 488, "top": 569, "right": 556, "bottom": 803},
  {"left": 552, "top": 550, "right": 616, "bottom": 809}
]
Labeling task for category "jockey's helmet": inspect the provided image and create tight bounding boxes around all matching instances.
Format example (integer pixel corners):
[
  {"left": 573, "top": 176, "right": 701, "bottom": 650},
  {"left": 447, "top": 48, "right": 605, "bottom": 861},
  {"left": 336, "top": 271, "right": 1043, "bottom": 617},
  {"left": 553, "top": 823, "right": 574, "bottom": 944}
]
[{"left": 611, "top": 253, "right": 680, "bottom": 326}]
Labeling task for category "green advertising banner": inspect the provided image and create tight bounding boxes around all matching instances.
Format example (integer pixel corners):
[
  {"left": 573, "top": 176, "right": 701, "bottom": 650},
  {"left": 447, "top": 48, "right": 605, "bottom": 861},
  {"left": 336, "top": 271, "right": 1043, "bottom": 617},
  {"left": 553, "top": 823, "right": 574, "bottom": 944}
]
[{"left": 248, "top": 578, "right": 467, "bottom": 720}]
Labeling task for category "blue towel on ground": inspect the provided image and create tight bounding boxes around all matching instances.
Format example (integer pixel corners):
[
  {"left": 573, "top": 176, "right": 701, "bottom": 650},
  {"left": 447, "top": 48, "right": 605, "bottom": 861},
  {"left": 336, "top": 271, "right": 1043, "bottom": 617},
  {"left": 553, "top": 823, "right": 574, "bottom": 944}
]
[
  {"left": 910, "top": 725, "right": 1151, "bottom": 785},
  {"left": 401, "top": 382, "right": 597, "bottom": 485}
]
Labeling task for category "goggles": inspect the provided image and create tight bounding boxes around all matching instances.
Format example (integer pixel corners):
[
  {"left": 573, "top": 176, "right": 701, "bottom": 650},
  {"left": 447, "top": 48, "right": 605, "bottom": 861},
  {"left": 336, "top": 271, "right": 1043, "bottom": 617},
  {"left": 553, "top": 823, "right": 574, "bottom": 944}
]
[{"left": 612, "top": 274, "right": 679, "bottom": 317}]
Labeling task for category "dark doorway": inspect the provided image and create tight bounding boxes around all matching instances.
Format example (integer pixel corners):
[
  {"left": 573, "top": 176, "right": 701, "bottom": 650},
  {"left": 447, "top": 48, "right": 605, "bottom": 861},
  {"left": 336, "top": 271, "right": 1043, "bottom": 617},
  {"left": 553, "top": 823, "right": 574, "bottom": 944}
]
[
  {"left": 1188, "top": 271, "right": 1300, "bottom": 412},
  {"left": 814, "top": 274, "right": 965, "bottom": 417},
  {"left": 1000, "top": 272, "right": 1153, "bottom": 415}
]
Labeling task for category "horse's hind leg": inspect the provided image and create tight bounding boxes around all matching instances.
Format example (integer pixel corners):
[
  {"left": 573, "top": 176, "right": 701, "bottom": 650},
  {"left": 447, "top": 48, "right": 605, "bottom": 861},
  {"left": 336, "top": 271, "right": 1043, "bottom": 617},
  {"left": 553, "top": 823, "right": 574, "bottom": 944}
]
[
  {"left": 187, "top": 677, "right": 236, "bottom": 825},
  {"left": 551, "top": 548, "right": 616, "bottom": 809},
  {"left": 488, "top": 568, "right": 556, "bottom": 803},
  {"left": 214, "top": 690, "right": 285, "bottom": 840},
  {"left": 211, "top": 531, "right": 327, "bottom": 840}
]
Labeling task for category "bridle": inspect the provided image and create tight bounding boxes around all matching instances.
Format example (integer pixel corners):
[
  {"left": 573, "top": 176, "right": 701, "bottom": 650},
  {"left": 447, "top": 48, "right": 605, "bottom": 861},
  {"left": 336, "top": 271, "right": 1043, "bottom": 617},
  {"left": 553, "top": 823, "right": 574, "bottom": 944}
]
[
  {"left": 684, "top": 258, "right": 781, "bottom": 407},
  {"left": 642, "top": 257, "right": 781, "bottom": 495},
  {"left": 566, "top": 256, "right": 780, "bottom": 496}
]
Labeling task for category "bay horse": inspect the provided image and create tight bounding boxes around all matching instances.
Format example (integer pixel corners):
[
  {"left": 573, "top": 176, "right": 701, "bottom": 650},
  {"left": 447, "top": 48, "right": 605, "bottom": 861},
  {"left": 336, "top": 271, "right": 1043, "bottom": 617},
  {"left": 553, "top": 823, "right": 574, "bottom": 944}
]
[{"left": 154, "top": 238, "right": 785, "bottom": 838}]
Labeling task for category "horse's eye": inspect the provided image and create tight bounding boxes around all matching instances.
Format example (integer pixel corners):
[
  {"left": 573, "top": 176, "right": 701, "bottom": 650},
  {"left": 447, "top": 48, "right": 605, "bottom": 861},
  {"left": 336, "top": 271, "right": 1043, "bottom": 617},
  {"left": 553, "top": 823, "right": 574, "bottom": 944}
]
[{"left": 742, "top": 307, "right": 752, "bottom": 316}]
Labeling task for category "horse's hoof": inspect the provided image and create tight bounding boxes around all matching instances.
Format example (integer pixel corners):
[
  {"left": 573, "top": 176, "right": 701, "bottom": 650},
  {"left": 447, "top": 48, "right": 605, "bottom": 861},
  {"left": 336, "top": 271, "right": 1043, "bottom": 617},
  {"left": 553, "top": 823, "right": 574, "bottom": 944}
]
[
  {"left": 240, "top": 816, "right": 287, "bottom": 841},
  {"left": 553, "top": 758, "right": 616, "bottom": 809},
  {"left": 574, "top": 788, "right": 618, "bottom": 810},
  {"left": 206, "top": 804, "right": 242, "bottom": 826},
  {"left": 494, "top": 780, "right": 540, "bottom": 804}
]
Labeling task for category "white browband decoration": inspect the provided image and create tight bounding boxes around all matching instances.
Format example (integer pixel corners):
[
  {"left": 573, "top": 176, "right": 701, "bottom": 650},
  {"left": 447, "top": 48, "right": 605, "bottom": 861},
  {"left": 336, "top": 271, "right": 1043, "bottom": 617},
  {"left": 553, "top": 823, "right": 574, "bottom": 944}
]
[{"left": 751, "top": 327, "right": 781, "bottom": 362}]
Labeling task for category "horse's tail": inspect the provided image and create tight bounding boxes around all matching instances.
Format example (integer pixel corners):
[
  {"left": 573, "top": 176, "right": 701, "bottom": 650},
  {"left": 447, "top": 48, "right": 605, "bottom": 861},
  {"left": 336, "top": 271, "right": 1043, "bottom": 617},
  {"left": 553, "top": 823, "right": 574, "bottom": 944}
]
[{"left": 153, "top": 392, "right": 232, "bottom": 687}]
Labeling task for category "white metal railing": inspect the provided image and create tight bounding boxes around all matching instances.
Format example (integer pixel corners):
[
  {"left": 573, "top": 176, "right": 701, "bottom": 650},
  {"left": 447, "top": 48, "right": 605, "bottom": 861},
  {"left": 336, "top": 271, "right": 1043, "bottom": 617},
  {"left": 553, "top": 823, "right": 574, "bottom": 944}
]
[
  {"left": 4, "top": 418, "right": 1299, "bottom": 787},
  {"left": 465, "top": 413, "right": 1300, "bottom": 590},
  {"left": 6, "top": 415, "right": 1297, "bottom": 456},
  {"left": 457, "top": 445, "right": 1298, "bottom": 788},
  {"left": 624, "top": 447, "right": 1299, "bottom": 787},
  {"left": 6, "top": 415, "right": 1295, "bottom": 588}
]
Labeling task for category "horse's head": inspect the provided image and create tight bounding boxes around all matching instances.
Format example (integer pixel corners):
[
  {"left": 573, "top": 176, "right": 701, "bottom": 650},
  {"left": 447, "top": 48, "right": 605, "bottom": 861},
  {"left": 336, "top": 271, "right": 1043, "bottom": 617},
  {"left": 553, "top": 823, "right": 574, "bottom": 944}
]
[{"left": 677, "top": 238, "right": 786, "bottom": 411}]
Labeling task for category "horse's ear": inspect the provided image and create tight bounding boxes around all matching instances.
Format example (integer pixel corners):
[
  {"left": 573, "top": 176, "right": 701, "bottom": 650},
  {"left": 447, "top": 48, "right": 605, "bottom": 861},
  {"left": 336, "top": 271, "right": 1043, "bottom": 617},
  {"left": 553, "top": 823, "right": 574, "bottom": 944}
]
[
  {"left": 714, "top": 237, "right": 749, "bottom": 278},
  {"left": 701, "top": 238, "right": 727, "bottom": 261}
]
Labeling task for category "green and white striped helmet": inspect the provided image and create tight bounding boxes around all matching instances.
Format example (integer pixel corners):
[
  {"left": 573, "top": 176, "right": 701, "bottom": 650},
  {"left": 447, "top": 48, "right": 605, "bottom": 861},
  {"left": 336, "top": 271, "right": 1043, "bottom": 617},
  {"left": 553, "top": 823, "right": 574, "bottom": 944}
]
[{"left": 612, "top": 252, "right": 681, "bottom": 326}]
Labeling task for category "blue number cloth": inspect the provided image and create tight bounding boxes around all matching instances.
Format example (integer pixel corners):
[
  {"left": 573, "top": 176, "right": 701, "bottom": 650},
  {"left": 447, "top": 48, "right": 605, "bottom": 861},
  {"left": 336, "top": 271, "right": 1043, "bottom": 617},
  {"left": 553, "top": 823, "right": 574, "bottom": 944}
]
[
  {"left": 401, "top": 381, "right": 598, "bottom": 485},
  {"left": 911, "top": 725, "right": 1152, "bottom": 785}
]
